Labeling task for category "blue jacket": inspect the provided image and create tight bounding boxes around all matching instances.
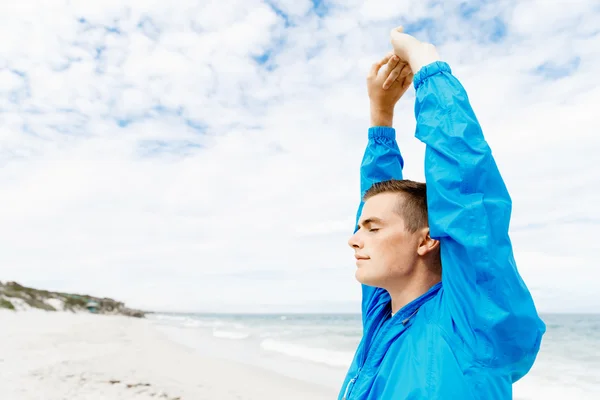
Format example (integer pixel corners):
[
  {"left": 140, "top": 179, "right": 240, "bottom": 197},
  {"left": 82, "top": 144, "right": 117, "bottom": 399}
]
[{"left": 339, "top": 62, "right": 546, "bottom": 400}]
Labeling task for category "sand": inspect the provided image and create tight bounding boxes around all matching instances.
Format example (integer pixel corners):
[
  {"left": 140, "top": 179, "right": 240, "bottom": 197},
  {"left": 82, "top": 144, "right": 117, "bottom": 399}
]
[{"left": 0, "top": 310, "right": 336, "bottom": 400}]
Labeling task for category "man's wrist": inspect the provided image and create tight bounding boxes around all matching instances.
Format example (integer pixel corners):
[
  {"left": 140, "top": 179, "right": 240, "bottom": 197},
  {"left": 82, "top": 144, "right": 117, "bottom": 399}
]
[
  {"left": 370, "top": 106, "right": 394, "bottom": 127},
  {"left": 408, "top": 44, "right": 441, "bottom": 75}
]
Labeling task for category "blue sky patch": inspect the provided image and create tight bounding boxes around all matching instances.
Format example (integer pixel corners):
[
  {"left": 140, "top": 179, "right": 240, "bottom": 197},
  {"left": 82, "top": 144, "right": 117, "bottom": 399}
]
[
  {"left": 487, "top": 17, "right": 507, "bottom": 43},
  {"left": 403, "top": 18, "right": 439, "bottom": 44},
  {"left": 253, "top": 52, "right": 270, "bottom": 65},
  {"left": 137, "top": 139, "right": 203, "bottom": 157},
  {"left": 265, "top": 1, "right": 292, "bottom": 27},
  {"left": 459, "top": 2, "right": 480, "bottom": 19},
  {"left": 185, "top": 119, "right": 207, "bottom": 133},
  {"left": 7, "top": 69, "right": 30, "bottom": 104},
  {"left": 105, "top": 26, "right": 121, "bottom": 35},
  {"left": 312, "top": 0, "right": 329, "bottom": 18},
  {"left": 534, "top": 56, "right": 581, "bottom": 80},
  {"left": 252, "top": 36, "right": 286, "bottom": 71},
  {"left": 116, "top": 118, "right": 131, "bottom": 128},
  {"left": 114, "top": 105, "right": 206, "bottom": 134},
  {"left": 137, "top": 15, "right": 161, "bottom": 40}
]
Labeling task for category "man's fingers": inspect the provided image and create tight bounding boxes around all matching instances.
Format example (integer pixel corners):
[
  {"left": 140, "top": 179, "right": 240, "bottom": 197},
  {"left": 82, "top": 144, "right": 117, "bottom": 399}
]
[
  {"left": 369, "top": 53, "right": 398, "bottom": 79},
  {"left": 380, "top": 55, "right": 401, "bottom": 89},
  {"left": 382, "top": 61, "right": 403, "bottom": 89},
  {"left": 398, "top": 63, "right": 412, "bottom": 79},
  {"left": 382, "top": 74, "right": 396, "bottom": 90},
  {"left": 385, "top": 55, "right": 400, "bottom": 78},
  {"left": 368, "top": 62, "right": 383, "bottom": 79},
  {"left": 368, "top": 53, "right": 393, "bottom": 78},
  {"left": 402, "top": 72, "right": 414, "bottom": 89}
]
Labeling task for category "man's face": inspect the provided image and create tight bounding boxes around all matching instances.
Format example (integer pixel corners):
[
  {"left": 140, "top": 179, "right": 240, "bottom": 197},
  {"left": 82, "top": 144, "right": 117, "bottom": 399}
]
[{"left": 348, "top": 193, "right": 419, "bottom": 288}]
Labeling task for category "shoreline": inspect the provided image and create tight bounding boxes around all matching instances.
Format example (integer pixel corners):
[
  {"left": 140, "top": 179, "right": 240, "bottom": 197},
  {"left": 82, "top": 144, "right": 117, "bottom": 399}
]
[
  {"left": 148, "top": 312, "right": 600, "bottom": 400},
  {"left": 0, "top": 310, "right": 336, "bottom": 399},
  {"left": 4, "top": 309, "right": 599, "bottom": 400}
]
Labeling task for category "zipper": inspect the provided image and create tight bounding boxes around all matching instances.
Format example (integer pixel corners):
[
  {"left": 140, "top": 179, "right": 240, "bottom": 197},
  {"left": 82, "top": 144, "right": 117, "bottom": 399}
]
[
  {"left": 342, "top": 368, "right": 361, "bottom": 400},
  {"left": 342, "top": 283, "right": 442, "bottom": 399},
  {"left": 343, "top": 308, "right": 391, "bottom": 400}
]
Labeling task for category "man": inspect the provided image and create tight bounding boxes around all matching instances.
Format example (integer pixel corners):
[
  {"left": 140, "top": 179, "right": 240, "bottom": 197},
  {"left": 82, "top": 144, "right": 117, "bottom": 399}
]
[{"left": 339, "top": 27, "right": 546, "bottom": 399}]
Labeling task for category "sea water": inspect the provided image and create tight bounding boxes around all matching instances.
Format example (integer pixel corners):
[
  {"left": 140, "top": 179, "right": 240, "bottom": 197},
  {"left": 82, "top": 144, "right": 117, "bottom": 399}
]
[{"left": 150, "top": 313, "right": 600, "bottom": 399}]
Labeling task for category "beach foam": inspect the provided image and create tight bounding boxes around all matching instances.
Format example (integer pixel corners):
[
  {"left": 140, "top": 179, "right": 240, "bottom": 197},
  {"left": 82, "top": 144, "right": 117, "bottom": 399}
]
[
  {"left": 260, "top": 338, "right": 354, "bottom": 367},
  {"left": 214, "top": 329, "right": 251, "bottom": 340}
]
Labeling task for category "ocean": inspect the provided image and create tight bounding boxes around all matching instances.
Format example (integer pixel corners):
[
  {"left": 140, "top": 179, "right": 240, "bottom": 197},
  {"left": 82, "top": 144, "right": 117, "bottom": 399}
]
[{"left": 149, "top": 312, "right": 600, "bottom": 399}]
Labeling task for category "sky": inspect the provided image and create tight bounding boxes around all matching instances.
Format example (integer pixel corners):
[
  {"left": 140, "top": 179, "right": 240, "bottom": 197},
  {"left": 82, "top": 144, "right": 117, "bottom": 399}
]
[{"left": 0, "top": 0, "right": 598, "bottom": 314}]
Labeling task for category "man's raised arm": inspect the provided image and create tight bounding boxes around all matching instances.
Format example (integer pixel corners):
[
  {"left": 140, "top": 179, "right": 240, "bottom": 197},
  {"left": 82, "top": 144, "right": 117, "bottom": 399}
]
[
  {"left": 356, "top": 53, "right": 413, "bottom": 327},
  {"left": 391, "top": 28, "right": 546, "bottom": 380}
]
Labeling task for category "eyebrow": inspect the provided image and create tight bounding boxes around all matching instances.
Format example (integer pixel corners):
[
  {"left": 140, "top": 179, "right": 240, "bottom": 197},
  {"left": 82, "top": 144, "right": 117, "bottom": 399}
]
[{"left": 358, "top": 217, "right": 384, "bottom": 228}]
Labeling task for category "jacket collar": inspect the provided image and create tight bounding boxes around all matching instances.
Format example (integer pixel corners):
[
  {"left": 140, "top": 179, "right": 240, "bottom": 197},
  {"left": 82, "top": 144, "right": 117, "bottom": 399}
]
[{"left": 392, "top": 282, "right": 442, "bottom": 325}]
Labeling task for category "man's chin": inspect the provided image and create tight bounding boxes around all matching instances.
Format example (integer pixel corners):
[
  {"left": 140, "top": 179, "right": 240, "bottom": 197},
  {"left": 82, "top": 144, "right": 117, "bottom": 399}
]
[{"left": 355, "top": 269, "right": 378, "bottom": 286}]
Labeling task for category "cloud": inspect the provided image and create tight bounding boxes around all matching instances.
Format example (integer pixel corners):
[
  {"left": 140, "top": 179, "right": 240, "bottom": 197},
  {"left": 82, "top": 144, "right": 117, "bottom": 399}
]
[{"left": 0, "top": 0, "right": 598, "bottom": 313}]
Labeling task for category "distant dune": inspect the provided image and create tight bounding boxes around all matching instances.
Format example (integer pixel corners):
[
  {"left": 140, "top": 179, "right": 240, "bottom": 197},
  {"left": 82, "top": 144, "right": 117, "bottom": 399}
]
[{"left": 0, "top": 280, "right": 146, "bottom": 318}]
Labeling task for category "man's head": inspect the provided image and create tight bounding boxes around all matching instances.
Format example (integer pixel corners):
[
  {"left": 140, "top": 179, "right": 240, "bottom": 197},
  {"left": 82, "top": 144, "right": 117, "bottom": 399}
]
[{"left": 348, "top": 179, "right": 441, "bottom": 289}]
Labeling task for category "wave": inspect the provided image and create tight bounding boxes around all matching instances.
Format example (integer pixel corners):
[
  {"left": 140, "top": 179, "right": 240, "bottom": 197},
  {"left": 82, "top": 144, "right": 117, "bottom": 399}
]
[
  {"left": 260, "top": 338, "right": 354, "bottom": 368},
  {"left": 150, "top": 314, "right": 188, "bottom": 322},
  {"left": 213, "top": 330, "right": 250, "bottom": 340}
]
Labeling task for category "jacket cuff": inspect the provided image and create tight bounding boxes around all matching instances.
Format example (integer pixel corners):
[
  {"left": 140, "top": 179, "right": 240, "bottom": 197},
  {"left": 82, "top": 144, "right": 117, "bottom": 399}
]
[
  {"left": 368, "top": 126, "right": 396, "bottom": 140},
  {"left": 413, "top": 61, "right": 452, "bottom": 91}
]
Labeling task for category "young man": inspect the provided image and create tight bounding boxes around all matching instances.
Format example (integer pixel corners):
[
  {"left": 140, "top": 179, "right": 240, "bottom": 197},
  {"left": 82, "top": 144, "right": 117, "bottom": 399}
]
[{"left": 339, "top": 28, "right": 546, "bottom": 399}]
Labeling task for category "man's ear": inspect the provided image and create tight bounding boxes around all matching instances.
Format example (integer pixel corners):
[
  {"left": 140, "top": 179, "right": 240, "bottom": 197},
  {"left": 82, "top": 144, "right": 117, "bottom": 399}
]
[{"left": 417, "top": 228, "right": 439, "bottom": 256}]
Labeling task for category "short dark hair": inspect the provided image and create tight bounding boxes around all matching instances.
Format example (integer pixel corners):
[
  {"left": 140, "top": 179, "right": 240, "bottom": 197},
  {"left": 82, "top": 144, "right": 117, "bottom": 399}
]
[{"left": 363, "top": 179, "right": 428, "bottom": 233}]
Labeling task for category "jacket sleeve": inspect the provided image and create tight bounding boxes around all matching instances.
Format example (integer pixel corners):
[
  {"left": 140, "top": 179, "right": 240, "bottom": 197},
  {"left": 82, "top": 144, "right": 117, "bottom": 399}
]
[
  {"left": 355, "top": 126, "right": 403, "bottom": 326},
  {"left": 413, "top": 61, "right": 546, "bottom": 379}
]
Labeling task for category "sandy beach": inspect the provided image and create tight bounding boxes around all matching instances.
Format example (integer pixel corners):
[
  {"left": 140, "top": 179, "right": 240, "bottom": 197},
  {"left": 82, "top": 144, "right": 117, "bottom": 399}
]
[
  {"left": 0, "top": 310, "right": 336, "bottom": 400},
  {"left": 3, "top": 308, "right": 599, "bottom": 400}
]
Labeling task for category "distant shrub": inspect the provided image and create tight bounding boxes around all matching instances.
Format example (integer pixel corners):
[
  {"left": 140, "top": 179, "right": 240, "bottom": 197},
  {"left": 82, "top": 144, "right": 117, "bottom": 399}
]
[
  {"left": 64, "top": 296, "right": 88, "bottom": 308},
  {"left": 0, "top": 298, "right": 15, "bottom": 310},
  {"left": 23, "top": 297, "right": 55, "bottom": 311}
]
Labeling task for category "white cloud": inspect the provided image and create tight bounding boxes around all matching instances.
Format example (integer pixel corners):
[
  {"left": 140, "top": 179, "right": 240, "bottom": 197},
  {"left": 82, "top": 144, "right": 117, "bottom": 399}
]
[{"left": 0, "top": 0, "right": 597, "bottom": 313}]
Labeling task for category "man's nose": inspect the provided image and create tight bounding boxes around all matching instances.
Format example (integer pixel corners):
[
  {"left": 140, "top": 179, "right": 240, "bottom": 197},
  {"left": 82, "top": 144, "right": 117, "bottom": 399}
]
[{"left": 348, "top": 232, "right": 363, "bottom": 249}]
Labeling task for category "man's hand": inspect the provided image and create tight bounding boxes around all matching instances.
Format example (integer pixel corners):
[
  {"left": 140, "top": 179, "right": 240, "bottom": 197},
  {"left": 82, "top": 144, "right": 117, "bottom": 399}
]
[
  {"left": 367, "top": 52, "right": 413, "bottom": 127},
  {"left": 390, "top": 26, "right": 441, "bottom": 75}
]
